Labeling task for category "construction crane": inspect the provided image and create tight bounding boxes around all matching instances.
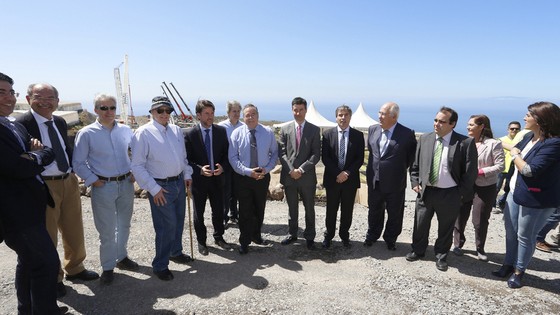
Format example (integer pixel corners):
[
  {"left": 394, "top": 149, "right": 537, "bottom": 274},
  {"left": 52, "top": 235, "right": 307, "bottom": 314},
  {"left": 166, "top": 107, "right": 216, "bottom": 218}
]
[{"left": 114, "top": 55, "right": 137, "bottom": 127}]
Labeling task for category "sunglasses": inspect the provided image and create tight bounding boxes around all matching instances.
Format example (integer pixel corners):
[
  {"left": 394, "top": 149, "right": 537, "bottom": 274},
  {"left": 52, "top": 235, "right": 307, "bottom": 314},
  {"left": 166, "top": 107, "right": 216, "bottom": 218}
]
[
  {"left": 156, "top": 108, "right": 173, "bottom": 114},
  {"left": 99, "top": 106, "right": 117, "bottom": 111},
  {"left": 509, "top": 128, "right": 520, "bottom": 131}
]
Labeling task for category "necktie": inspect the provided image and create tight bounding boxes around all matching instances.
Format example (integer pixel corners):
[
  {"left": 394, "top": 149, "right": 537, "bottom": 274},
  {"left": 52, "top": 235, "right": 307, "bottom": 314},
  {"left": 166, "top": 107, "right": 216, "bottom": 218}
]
[
  {"left": 249, "top": 129, "right": 258, "bottom": 168},
  {"left": 429, "top": 137, "right": 443, "bottom": 185},
  {"left": 0, "top": 118, "right": 25, "bottom": 150},
  {"left": 379, "top": 130, "right": 389, "bottom": 156},
  {"left": 338, "top": 130, "right": 346, "bottom": 170},
  {"left": 204, "top": 129, "right": 214, "bottom": 171},
  {"left": 296, "top": 124, "right": 302, "bottom": 152},
  {"left": 45, "top": 120, "right": 69, "bottom": 172}
]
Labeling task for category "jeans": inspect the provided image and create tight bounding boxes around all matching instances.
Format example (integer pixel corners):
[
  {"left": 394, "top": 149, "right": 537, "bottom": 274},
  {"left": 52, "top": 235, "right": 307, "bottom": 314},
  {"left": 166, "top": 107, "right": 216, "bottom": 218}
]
[
  {"left": 536, "top": 207, "right": 560, "bottom": 242},
  {"left": 91, "top": 179, "right": 134, "bottom": 271},
  {"left": 148, "top": 176, "right": 186, "bottom": 272},
  {"left": 503, "top": 193, "right": 556, "bottom": 272},
  {"left": 496, "top": 172, "right": 511, "bottom": 205}
]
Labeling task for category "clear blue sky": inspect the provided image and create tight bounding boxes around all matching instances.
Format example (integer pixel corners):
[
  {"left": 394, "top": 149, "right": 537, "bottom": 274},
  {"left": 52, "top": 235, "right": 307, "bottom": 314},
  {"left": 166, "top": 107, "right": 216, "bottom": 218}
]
[{"left": 4, "top": 1, "right": 559, "bottom": 131}]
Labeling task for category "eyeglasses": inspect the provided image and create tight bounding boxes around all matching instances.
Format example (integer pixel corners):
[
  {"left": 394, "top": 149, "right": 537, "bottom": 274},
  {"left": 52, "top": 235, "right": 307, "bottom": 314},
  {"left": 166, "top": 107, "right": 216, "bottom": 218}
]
[
  {"left": 156, "top": 108, "right": 173, "bottom": 114},
  {"left": 31, "top": 95, "right": 57, "bottom": 102},
  {"left": 434, "top": 119, "right": 448, "bottom": 124},
  {"left": 98, "top": 106, "right": 117, "bottom": 111},
  {"left": 0, "top": 90, "right": 19, "bottom": 97},
  {"left": 509, "top": 128, "right": 520, "bottom": 131}
]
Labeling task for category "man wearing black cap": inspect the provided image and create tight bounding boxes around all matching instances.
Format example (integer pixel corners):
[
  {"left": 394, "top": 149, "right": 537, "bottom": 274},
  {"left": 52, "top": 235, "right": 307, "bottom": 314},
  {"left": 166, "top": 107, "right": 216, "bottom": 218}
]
[{"left": 130, "top": 97, "right": 193, "bottom": 281}]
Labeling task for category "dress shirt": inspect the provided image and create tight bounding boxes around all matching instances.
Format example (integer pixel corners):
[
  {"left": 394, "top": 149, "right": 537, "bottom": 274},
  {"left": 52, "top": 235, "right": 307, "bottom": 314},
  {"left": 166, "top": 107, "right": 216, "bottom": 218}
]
[
  {"left": 73, "top": 120, "right": 133, "bottom": 186},
  {"left": 380, "top": 124, "right": 396, "bottom": 156},
  {"left": 30, "top": 109, "right": 71, "bottom": 176},
  {"left": 131, "top": 120, "right": 193, "bottom": 196},
  {"left": 229, "top": 123, "right": 278, "bottom": 176},
  {"left": 218, "top": 119, "right": 245, "bottom": 141},
  {"left": 431, "top": 131, "right": 457, "bottom": 188}
]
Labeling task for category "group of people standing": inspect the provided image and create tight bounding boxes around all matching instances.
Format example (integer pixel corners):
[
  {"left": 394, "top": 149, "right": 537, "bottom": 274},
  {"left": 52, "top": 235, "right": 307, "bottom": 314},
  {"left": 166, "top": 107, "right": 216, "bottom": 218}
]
[{"left": 1, "top": 70, "right": 559, "bottom": 314}]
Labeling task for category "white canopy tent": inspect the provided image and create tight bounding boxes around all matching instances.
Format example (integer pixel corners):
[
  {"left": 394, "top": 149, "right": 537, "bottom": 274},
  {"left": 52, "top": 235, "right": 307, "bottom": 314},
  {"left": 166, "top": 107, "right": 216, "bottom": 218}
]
[
  {"left": 272, "top": 100, "right": 337, "bottom": 129},
  {"left": 349, "top": 102, "right": 378, "bottom": 130}
]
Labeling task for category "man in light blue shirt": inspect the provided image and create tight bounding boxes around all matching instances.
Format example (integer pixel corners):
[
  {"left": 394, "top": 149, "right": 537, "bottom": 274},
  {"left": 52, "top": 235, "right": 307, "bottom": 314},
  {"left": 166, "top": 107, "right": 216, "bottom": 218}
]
[
  {"left": 218, "top": 100, "right": 244, "bottom": 226},
  {"left": 73, "top": 94, "right": 138, "bottom": 285},
  {"left": 229, "top": 104, "right": 278, "bottom": 254},
  {"left": 130, "top": 96, "right": 193, "bottom": 281}
]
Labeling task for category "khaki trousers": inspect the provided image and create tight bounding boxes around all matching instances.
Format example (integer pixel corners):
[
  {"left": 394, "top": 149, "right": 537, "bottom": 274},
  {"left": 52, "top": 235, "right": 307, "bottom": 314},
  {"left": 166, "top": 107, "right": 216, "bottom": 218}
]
[{"left": 44, "top": 174, "right": 86, "bottom": 281}]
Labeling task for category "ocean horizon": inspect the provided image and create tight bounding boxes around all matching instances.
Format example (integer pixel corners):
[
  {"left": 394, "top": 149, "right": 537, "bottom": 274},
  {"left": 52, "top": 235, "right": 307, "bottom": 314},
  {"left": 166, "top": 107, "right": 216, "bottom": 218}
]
[{"left": 126, "top": 98, "right": 540, "bottom": 135}]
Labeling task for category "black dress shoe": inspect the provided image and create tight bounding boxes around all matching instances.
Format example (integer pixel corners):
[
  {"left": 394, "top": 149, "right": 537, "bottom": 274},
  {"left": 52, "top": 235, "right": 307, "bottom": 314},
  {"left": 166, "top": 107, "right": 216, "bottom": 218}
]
[
  {"left": 116, "top": 257, "right": 139, "bottom": 271},
  {"left": 215, "top": 239, "right": 232, "bottom": 250},
  {"left": 198, "top": 243, "right": 209, "bottom": 256},
  {"left": 238, "top": 244, "right": 249, "bottom": 254},
  {"left": 492, "top": 265, "right": 514, "bottom": 278},
  {"left": 153, "top": 269, "right": 174, "bottom": 281},
  {"left": 281, "top": 235, "right": 297, "bottom": 245},
  {"left": 405, "top": 251, "right": 424, "bottom": 262},
  {"left": 170, "top": 253, "right": 194, "bottom": 264},
  {"left": 59, "top": 306, "right": 69, "bottom": 314},
  {"left": 66, "top": 269, "right": 100, "bottom": 281},
  {"left": 386, "top": 242, "right": 397, "bottom": 251},
  {"left": 507, "top": 271, "right": 524, "bottom": 289},
  {"left": 363, "top": 239, "right": 374, "bottom": 247},
  {"left": 56, "top": 282, "right": 66, "bottom": 298},
  {"left": 322, "top": 239, "right": 331, "bottom": 249},
  {"left": 306, "top": 240, "right": 315, "bottom": 250},
  {"left": 436, "top": 259, "right": 448, "bottom": 271},
  {"left": 100, "top": 270, "right": 114, "bottom": 285}
]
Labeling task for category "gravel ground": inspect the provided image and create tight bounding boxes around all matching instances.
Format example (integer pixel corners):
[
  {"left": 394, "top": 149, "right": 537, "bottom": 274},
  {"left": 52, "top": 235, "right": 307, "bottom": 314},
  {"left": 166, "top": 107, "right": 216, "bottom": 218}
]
[{"left": 1, "top": 188, "right": 559, "bottom": 314}]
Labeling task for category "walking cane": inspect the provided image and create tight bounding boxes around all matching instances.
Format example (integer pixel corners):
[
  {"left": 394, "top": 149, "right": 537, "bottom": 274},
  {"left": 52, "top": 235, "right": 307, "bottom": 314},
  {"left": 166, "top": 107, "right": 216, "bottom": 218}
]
[{"left": 187, "top": 188, "right": 195, "bottom": 259}]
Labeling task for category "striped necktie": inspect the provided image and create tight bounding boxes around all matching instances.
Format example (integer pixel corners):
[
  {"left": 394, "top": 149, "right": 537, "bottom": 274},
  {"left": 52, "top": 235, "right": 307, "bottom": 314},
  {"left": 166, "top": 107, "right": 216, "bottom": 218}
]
[
  {"left": 429, "top": 137, "right": 443, "bottom": 185},
  {"left": 338, "top": 130, "right": 346, "bottom": 170}
]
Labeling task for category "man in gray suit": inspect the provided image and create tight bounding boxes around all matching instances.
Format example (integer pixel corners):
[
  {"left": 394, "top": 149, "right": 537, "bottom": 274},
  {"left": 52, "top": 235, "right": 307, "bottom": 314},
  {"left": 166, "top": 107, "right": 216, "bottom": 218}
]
[
  {"left": 406, "top": 106, "right": 477, "bottom": 271},
  {"left": 279, "top": 97, "right": 321, "bottom": 250}
]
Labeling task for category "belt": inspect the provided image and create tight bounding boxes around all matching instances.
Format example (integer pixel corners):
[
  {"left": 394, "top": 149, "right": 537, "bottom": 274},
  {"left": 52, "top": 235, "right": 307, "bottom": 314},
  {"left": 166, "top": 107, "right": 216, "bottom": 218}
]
[
  {"left": 97, "top": 172, "right": 131, "bottom": 182},
  {"left": 155, "top": 173, "right": 182, "bottom": 182},
  {"left": 42, "top": 173, "right": 70, "bottom": 181}
]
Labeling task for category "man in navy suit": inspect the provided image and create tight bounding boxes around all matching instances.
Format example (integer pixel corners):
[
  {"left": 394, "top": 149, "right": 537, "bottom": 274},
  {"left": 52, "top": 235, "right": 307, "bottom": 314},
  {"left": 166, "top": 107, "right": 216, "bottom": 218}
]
[
  {"left": 406, "top": 106, "right": 477, "bottom": 271},
  {"left": 185, "top": 99, "right": 231, "bottom": 255},
  {"left": 0, "top": 72, "right": 62, "bottom": 314},
  {"left": 364, "top": 102, "right": 417, "bottom": 250},
  {"left": 321, "top": 105, "right": 365, "bottom": 248},
  {"left": 17, "top": 83, "right": 99, "bottom": 296}
]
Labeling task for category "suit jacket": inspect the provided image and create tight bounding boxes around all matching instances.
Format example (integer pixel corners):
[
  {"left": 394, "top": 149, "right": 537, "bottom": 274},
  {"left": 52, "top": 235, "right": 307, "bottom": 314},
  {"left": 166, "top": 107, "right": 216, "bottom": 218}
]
[
  {"left": 16, "top": 111, "right": 74, "bottom": 166},
  {"left": 410, "top": 131, "right": 477, "bottom": 201},
  {"left": 512, "top": 132, "right": 560, "bottom": 208},
  {"left": 184, "top": 124, "right": 229, "bottom": 185},
  {"left": 279, "top": 121, "right": 321, "bottom": 187},
  {"left": 322, "top": 126, "right": 365, "bottom": 190},
  {"left": 366, "top": 123, "right": 417, "bottom": 193},
  {"left": 474, "top": 137, "right": 504, "bottom": 187},
  {"left": 0, "top": 121, "right": 55, "bottom": 237}
]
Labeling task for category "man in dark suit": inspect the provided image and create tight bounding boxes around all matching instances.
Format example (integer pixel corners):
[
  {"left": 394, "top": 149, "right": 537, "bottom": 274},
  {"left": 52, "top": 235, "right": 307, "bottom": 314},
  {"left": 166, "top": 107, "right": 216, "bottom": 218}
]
[
  {"left": 279, "top": 97, "right": 321, "bottom": 249},
  {"left": 0, "top": 72, "right": 62, "bottom": 314},
  {"left": 364, "top": 102, "right": 417, "bottom": 250},
  {"left": 185, "top": 99, "right": 231, "bottom": 255},
  {"left": 406, "top": 106, "right": 477, "bottom": 271},
  {"left": 321, "top": 105, "right": 365, "bottom": 248},
  {"left": 17, "top": 83, "right": 99, "bottom": 296}
]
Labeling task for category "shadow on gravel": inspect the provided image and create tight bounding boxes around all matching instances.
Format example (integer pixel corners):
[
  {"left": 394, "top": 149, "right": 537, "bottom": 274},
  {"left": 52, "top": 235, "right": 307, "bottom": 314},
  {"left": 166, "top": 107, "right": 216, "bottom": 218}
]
[
  {"left": 61, "top": 247, "right": 303, "bottom": 314},
  {"left": 453, "top": 250, "right": 560, "bottom": 295}
]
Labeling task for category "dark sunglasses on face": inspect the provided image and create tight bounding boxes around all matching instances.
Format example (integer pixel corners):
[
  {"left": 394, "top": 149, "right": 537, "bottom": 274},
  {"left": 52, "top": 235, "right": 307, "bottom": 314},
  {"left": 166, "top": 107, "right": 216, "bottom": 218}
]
[
  {"left": 156, "top": 108, "right": 173, "bottom": 114},
  {"left": 99, "top": 106, "right": 117, "bottom": 111},
  {"left": 509, "top": 128, "right": 520, "bottom": 131}
]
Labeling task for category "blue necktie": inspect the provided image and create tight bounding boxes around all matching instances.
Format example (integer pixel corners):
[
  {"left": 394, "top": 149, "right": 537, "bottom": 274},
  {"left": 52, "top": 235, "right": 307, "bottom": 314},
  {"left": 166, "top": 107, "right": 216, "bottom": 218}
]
[
  {"left": 249, "top": 129, "right": 258, "bottom": 168},
  {"left": 45, "top": 120, "right": 69, "bottom": 172},
  {"left": 338, "top": 130, "right": 346, "bottom": 170},
  {"left": 204, "top": 129, "right": 214, "bottom": 171}
]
